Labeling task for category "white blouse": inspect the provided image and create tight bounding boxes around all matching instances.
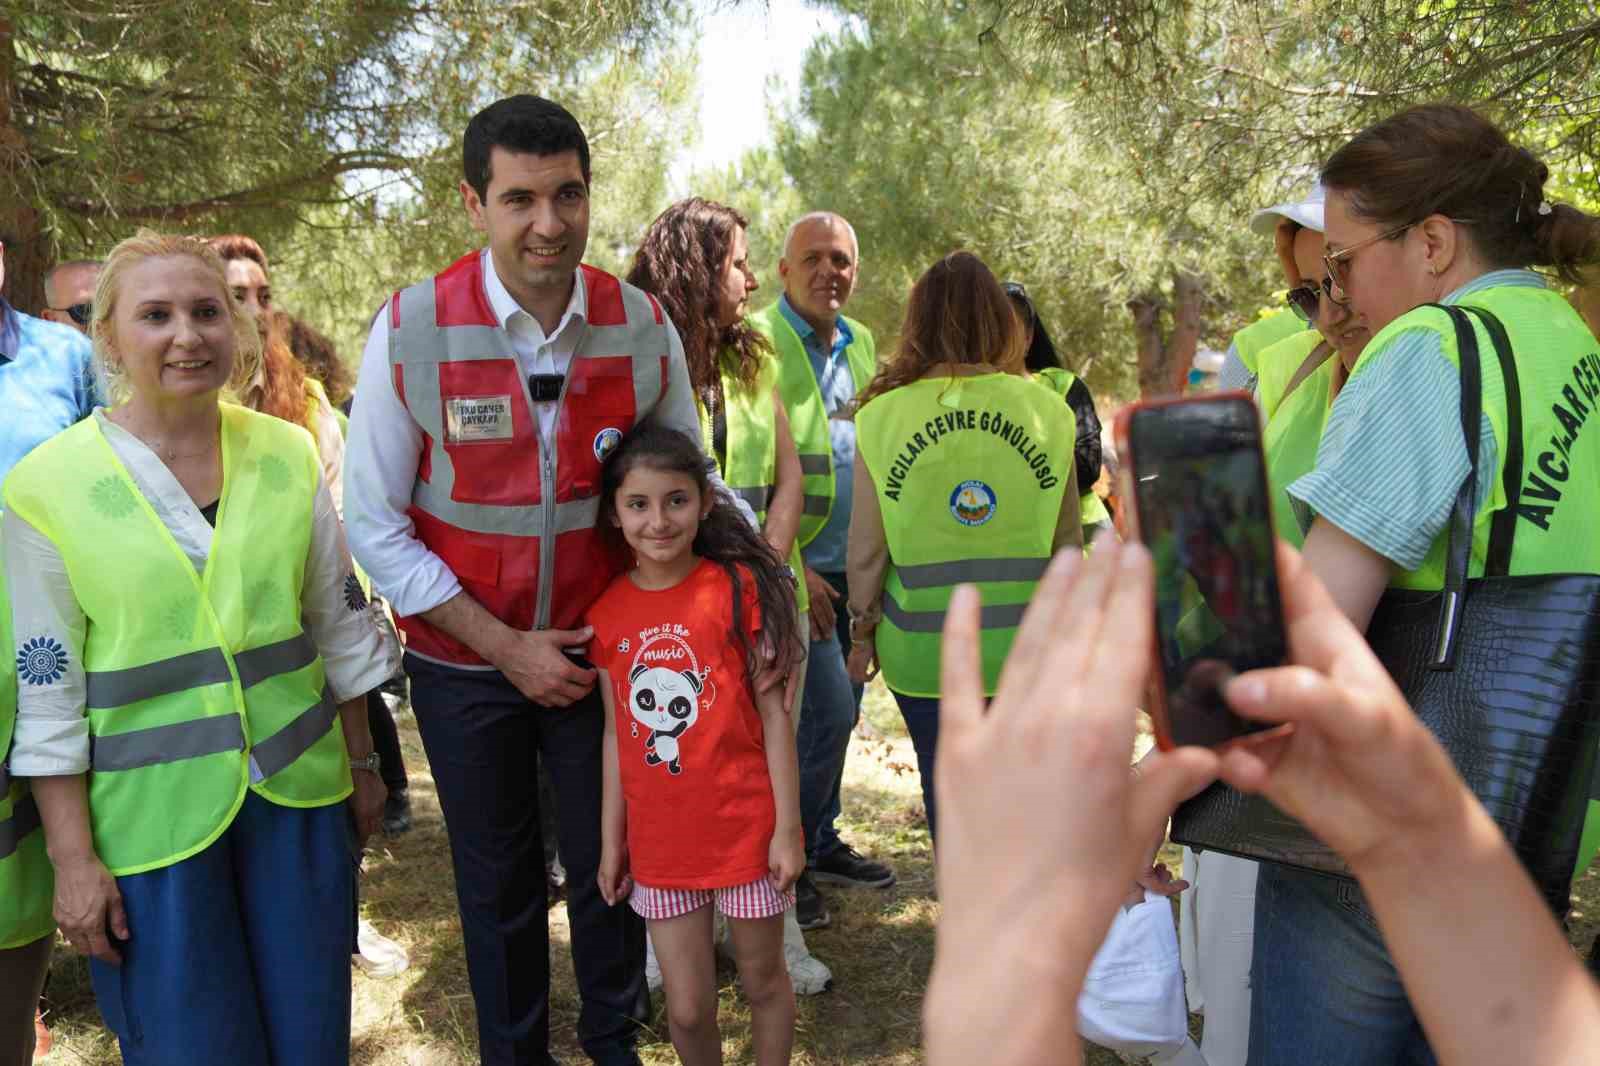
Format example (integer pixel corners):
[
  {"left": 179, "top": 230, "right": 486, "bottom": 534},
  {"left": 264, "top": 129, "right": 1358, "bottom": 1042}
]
[{"left": 5, "top": 409, "right": 401, "bottom": 776}]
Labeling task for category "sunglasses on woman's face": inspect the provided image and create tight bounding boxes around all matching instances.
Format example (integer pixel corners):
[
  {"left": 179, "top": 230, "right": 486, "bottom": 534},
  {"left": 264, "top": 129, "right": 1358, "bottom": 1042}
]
[{"left": 1286, "top": 277, "right": 1345, "bottom": 322}]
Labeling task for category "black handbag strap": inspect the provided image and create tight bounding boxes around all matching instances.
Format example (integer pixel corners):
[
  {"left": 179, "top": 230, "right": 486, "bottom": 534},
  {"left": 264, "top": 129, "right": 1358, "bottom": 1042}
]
[
  {"left": 1456, "top": 305, "right": 1525, "bottom": 578},
  {"left": 1426, "top": 303, "right": 1481, "bottom": 669},
  {"left": 1420, "top": 302, "right": 1526, "bottom": 666}
]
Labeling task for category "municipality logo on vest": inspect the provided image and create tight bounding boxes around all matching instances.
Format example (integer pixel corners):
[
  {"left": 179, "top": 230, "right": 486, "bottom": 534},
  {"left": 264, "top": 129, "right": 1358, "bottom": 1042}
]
[
  {"left": 594, "top": 427, "right": 623, "bottom": 462},
  {"left": 950, "top": 480, "right": 997, "bottom": 526}
]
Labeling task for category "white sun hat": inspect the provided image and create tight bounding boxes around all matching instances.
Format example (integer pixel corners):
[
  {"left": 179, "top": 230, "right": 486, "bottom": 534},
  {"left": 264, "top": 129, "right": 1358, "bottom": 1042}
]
[{"left": 1249, "top": 182, "right": 1326, "bottom": 236}]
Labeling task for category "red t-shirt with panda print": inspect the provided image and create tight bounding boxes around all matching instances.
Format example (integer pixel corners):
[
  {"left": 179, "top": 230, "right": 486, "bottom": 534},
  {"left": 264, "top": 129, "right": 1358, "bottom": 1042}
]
[{"left": 585, "top": 558, "right": 776, "bottom": 890}]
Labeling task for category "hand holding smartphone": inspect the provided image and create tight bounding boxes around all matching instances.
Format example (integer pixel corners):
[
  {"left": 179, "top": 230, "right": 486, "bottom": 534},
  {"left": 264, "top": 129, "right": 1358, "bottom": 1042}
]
[{"left": 1114, "top": 392, "right": 1288, "bottom": 750}]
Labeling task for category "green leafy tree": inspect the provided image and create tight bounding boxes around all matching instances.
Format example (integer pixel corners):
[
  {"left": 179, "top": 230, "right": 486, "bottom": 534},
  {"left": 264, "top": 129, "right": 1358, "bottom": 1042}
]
[
  {"left": 0, "top": 0, "right": 671, "bottom": 312},
  {"left": 760, "top": 0, "right": 1284, "bottom": 398}
]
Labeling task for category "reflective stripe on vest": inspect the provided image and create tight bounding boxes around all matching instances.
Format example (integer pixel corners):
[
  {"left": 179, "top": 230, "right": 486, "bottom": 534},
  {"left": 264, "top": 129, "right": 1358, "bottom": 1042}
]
[
  {"left": 751, "top": 302, "right": 875, "bottom": 548},
  {"left": 856, "top": 373, "right": 1071, "bottom": 697},
  {"left": 87, "top": 631, "right": 323, "bottom": 774},
  {"left": 388, "top": 255, "right": 668, "bottom": 658}
]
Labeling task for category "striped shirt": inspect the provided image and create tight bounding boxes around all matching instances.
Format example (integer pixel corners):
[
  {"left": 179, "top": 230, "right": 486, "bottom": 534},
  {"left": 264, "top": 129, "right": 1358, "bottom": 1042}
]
[{"left": 1286, "top": 269, "right": 1546, "bottom": 570}]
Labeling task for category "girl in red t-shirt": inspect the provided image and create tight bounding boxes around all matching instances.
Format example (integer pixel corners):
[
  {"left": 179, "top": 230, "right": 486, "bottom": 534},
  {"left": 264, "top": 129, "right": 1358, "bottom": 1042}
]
[{"left": 587, "top": 424, "right": 803, "bottom": 1066}]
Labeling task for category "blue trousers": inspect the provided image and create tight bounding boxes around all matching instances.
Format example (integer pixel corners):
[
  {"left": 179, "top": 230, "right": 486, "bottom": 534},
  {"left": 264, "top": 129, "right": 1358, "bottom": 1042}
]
[
  {"left": 890, "top": 692, "right": 941, "bottom": 843},
  {"left": 797, "top": 571, "right": 864, "bottom": 862},
  {"left": 90, "top": 790, "right": 355, "bottom": 1066},
  {"left": 406, "top": 654, "right": 645, "bottom": 1066},
  {"left": 1247, "top": 863, "right": 1437, "bottom": 1066}
]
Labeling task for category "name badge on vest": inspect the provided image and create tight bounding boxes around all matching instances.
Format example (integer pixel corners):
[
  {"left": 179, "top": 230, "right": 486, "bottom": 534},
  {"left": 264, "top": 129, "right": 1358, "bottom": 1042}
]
[{"left": 445, "top": 395, "right": 514, "bottom": 443}]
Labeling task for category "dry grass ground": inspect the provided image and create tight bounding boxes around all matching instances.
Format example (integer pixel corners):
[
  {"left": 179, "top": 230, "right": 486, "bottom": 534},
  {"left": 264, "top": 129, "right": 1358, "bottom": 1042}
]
[{"left": 35, "top": 681, "right": 1600, "bottom": 1064}]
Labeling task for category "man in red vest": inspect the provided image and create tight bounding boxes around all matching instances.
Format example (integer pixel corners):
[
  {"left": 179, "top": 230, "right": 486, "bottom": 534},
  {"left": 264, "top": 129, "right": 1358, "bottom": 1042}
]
[{"left": 345, "top": 95, "right": 744, "bottom": 1066}]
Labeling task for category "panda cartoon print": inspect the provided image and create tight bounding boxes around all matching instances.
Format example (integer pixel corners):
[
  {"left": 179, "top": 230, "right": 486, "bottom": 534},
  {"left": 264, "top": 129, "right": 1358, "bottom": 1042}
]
[{"left": 628, "top": 663, "right": 703, "bottom": 775}]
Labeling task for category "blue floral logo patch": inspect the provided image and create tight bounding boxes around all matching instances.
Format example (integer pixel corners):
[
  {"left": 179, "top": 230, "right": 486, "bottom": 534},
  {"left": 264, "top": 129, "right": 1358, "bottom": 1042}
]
[{"left": 17, "top": 637, "right": 69, "bottom": 686}]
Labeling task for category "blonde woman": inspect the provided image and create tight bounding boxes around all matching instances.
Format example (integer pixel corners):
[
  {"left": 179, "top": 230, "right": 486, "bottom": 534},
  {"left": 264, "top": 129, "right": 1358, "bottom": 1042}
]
[{"left": 1, "top": 232, "right": 398, "bottom": 1065}]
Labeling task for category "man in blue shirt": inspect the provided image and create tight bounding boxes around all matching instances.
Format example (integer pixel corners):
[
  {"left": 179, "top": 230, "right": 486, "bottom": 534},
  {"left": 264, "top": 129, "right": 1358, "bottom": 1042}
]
[
  {"left": 764, "top": 212, "right": 895, "bottom": 931},
  {"left": 0, "top": 243, "right": 98, "bottom": 483},
  {"left": 0, "top": 238, "right": 97, "bottom": 1064}
]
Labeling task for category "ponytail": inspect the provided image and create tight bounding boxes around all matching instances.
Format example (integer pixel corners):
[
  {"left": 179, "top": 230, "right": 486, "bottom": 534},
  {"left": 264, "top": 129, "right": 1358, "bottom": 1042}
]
[{"left": 600, "top": 423, "right": 802, "bottom": 678}]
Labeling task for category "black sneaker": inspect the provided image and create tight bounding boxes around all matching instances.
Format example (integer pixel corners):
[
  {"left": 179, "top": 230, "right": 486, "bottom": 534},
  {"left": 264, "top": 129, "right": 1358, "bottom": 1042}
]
[
  {"left": 795, "top": 872, "right": 830, "bottom": 930},
  {"left": 381, "top": 787, "right": 413, "bottom": 836},
  {"left": 811, "top": 843, "right": 896, "bottom": 889}
]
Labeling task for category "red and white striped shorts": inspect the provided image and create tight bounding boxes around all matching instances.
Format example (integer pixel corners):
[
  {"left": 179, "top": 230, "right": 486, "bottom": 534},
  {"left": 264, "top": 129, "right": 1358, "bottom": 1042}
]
[{"left": 629, "top": 877, "right": 795, "bottom": 921}]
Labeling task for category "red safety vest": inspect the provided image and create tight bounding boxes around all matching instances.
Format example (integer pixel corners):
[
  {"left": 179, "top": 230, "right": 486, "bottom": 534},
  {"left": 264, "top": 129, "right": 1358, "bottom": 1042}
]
[{"left": 387, "top": 252, "right": 669, "bottom": 666}]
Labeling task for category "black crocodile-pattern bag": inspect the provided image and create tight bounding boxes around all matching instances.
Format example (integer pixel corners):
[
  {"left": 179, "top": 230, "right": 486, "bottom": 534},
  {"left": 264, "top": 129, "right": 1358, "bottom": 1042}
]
[{"left": 1171, "top": 304, "right": 1600, "bottom": 915}]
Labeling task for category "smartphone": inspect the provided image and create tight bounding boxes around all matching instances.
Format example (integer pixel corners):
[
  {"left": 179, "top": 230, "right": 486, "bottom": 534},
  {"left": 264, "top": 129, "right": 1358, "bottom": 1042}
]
[{"left": 1114, "top": 392, "right": 1288, "bottom": 750}]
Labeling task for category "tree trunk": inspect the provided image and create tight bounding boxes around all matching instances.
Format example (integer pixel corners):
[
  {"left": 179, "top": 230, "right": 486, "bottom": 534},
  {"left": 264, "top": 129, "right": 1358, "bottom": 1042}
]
[
  {"left": 0, "top": 16, "right": 46, "bottom": 314},
  {"left": 1128, "top": 269, "right": 1205, "bottom": 399}
]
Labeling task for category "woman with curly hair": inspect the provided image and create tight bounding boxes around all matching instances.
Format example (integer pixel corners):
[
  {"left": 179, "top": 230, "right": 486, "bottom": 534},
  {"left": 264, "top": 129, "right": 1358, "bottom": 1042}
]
[{"left": 626, "top": 197, "right": 832, "bottom": 995}]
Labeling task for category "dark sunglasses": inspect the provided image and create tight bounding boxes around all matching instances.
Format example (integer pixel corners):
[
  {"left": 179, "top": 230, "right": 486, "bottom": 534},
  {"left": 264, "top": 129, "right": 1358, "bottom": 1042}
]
[
  {"left": 1002, "top": 281, "right": 1027, "bottom": 297},
  {"left": 1286, "top": 276, "right": 1347, "bottom": 322},
  {"left": 49, "top": 302, "right": 92, "bottom": 327}
]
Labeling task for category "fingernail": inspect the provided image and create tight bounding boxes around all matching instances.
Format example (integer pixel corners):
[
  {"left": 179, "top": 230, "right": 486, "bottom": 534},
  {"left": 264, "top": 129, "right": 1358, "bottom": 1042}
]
[{"left": 1228, "top": 676, "right": 1266, "bottom": 705}]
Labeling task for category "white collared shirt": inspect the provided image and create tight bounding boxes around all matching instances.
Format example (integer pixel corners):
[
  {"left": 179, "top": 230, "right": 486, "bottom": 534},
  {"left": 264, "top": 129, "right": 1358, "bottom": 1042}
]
[
  {"left": 343, "top": 251, "right": 744, "bottom": 622},
  {"left": 4, "top": 409, "right": 402, "bottom": 776}
]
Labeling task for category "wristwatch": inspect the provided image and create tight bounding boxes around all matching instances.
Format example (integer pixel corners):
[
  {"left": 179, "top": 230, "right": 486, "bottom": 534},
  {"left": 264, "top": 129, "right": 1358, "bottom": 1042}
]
[
  {"left": 350, "top": 752, "right": 382, "bottom": 775},
  {"left": 848, "top": 612, "right": 875, "bottom": 645}
]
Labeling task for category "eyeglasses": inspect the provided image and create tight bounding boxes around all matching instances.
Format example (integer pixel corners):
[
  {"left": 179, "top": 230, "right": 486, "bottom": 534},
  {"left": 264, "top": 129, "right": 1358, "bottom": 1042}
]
[
  {"left": 48, "top": 302, "right": 92, "bottom": 327},
  {"left": 1321, "top": 222, "right": 1414, "bottom": 294},
  {"left": 1002, "top": 281, "right": 1027, "bottom": 298}
]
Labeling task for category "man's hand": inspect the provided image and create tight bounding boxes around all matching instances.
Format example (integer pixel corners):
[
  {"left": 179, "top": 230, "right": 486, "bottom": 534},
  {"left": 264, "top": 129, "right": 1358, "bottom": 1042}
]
[
  {"left": 348, "top": 767, "right": 387, "bottom": 849},
  {"left": 804, "top": 567, "right": 839, "bottom": 640},
  {"left": 492, "top": 626, "right": 598, "bottom": 706}
]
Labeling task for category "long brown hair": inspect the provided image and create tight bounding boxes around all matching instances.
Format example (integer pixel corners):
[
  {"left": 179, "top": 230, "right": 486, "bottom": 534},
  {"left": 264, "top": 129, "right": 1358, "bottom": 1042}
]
[
  {"left": 855, "top": 250, "right": 1024, "bottom": 409},
  {"left": 1321, "top": 103, "right": 1600, "bottom": 285},
  {"left": 244, "top": 315, "right": 312, "bottom": 430},
  {"left": 275, "top": 309, "right": 355, "bottom": 409},
  {"left": 626, "top": 198, "right": 770, "bottom": 401}
]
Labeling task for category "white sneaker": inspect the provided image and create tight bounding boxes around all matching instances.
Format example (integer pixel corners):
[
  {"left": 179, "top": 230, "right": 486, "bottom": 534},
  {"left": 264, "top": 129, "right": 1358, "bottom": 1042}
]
[
  {"left": 353, "top": 918, "right": 410, "bottom": 978},
  {"left": 781, "top": 907, "right": 833, "bottom": 995}
]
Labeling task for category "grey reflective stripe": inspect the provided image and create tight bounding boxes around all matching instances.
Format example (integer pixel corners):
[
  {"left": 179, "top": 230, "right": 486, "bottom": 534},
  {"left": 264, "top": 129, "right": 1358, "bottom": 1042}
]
[
  {"left": 880, "top": 592, "right": 1028, "bottom": 634},
  {"left": 729, "top": 485, "right": 773, "bottom": 513},
  {"left": 92, "top": 714, "right": 246, "bottom": 773},
  {"left": 85, "top": 648, "right": 232, "bottom": 710},
  {"left": 234, "top": 632, "right": 317, "bottom": 690},
  {"left": 894, "top": 557, "right": 1051, "bottom": 591},
  {"left": 798, "top": 453, "right": 831, "bottom": 476},
  {"left": 249, "top": 690, "right": 338, "bottom": 782},
  {"left": 410, "top": 484, "right": 600, "bottom": 537},
  {"left": 0, "top": 792, "right": 41, "bottom": 862},
  {"left": 802, "top": 494, "right": 831, "bottom": 517}
]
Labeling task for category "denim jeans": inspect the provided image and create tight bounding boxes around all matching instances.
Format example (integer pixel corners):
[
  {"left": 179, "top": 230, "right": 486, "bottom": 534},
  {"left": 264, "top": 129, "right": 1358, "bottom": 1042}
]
[
  {"left": 797, "top": 571, "right": 863, "bottom": 862},
  {"left": 890, "top": 692, "right": 940, "bottom": 843},
  {"left": 1247, "top": 863, "right": 1436, "bottom": 1066}
]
